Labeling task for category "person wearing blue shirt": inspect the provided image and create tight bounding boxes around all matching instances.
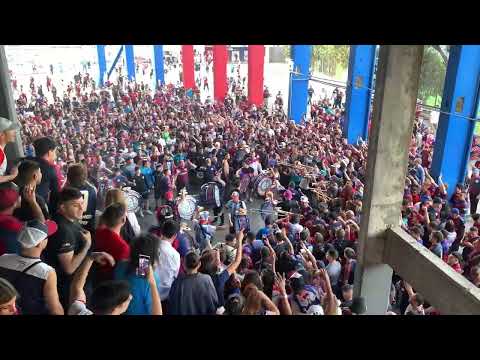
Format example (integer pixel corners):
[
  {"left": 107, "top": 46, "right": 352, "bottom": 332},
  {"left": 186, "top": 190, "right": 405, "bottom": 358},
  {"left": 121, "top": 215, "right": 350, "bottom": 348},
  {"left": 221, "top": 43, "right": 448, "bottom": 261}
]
[
  {"left": 140, "top": 160, "right": 155, "bottom": 189},
  {"left": 414, "top": 158, "right": 425, "bottom": 185},
  {"left": 114, "top": 234, "right": 162, "bottom": 315}
]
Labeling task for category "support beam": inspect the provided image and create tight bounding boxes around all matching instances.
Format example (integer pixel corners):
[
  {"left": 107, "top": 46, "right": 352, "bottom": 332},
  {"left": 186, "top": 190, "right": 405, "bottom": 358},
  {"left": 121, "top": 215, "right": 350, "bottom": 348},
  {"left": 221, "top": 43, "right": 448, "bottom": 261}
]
[
  {"left": 353, "top": 46, "right": 424, "bottom": 314},
  {"left": 107, "top": 46, "right": 124, "bottom": 80},
  {"left": 96, "top": 45, "right": 106, "bottom": 87},
  {"left": 0, "top": 46, "right": 23, "bottom": 162},
  {"left": 288, "top": 45, "right": 312, "bottom": 123},
  {"left": 248, "top": 45, "right": 265, "bottom": 107},
  {"left": 386, "top": 227, "right": 480, "bottom": 314},
  {"left": 430, "top": 46, "right": 480, "bottom": 198},
  {"left": 181, "top": 45, "right": 195, "bottom": 90},
  {"left": 344, "top": 45, "right": 376, "bottom": 144},
  {"left": 153, "top": 45, "right": 165, "bottom": 88},
  {"left": 213, "top": 45, "right": 228, "bottom": 102},
  {"left": 124, "top": 45, "right": 135, "bottom": 81}
]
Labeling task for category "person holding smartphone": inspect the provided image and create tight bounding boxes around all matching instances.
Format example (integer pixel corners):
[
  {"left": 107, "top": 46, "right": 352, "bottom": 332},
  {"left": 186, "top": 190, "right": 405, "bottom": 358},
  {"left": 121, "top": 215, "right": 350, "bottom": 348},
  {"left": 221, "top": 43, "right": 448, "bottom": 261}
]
[{"left": 114, "top": 234, "right": 162, "bottom": 315}]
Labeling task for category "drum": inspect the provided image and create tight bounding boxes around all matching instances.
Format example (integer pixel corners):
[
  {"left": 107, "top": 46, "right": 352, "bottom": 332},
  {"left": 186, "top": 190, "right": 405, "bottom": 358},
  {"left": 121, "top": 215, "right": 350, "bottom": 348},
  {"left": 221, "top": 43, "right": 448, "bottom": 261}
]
[
  {"left": 200, "top": 182, "right": 221, "bottom": 208},
  {"left": 123, "top": 188, "right": 141, "bottom": 213},
  {"left": 176, "top": 195, "right": 197, "bottom": 220},
  {"left": 254, "top": 175, "right": 273, "bottom": 197}
]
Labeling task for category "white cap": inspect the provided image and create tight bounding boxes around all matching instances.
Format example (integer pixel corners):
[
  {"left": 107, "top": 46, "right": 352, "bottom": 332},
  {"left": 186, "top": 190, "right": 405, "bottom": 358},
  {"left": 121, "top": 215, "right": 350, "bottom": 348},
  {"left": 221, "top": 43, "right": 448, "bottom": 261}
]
[{"left": 307, "top": 304, "right": 324, "bottom": 315}]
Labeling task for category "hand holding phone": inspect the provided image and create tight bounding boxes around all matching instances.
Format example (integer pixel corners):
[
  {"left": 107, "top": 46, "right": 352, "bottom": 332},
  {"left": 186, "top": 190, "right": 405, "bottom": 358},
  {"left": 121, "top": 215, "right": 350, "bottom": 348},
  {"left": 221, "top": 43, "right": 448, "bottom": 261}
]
[{"left": 136, "top": 254, "right": 150, "bottom": 278}]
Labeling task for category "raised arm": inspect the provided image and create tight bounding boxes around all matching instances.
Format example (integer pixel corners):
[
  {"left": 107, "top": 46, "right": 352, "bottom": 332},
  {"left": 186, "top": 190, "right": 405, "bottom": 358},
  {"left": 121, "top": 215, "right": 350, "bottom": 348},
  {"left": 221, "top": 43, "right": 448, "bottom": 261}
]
[{"left": 226, "top": 229, "right": 244, "bottom": 275}]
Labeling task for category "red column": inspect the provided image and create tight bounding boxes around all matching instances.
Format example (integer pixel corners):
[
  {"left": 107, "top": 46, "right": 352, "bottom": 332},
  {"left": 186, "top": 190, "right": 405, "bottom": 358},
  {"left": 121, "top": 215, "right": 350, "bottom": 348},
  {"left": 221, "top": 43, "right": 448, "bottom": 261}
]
[
  {"left": 213, "top": 45, "right": 228, "bottom": 102},
  {"left": 248, "top": 45, "right": 265, "bottom": 106},
  {"left": 181, "top": 45, "right": 195, "bottom": 90}
]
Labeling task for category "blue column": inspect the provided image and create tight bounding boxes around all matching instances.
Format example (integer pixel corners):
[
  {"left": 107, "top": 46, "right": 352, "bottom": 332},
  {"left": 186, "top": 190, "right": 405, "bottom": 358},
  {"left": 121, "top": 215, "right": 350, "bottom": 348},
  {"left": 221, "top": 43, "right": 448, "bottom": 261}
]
[
  {"left": 153, "top": 45, "right": 165, "bottom": 87},
  {"left": 125, "top": 45, "right": 135, "bottom": 81},
  {"left": 344, "top": 45, "right": 376, "bottom": 144},
  {"left": 288, "top": 45, "right": 312, "bottom": 123},
  {"left": 96, "top": 45, "right": 106, "bottom": 87},
  {"left": 430, "top": 45, "right": 480, "bottom": 198}
]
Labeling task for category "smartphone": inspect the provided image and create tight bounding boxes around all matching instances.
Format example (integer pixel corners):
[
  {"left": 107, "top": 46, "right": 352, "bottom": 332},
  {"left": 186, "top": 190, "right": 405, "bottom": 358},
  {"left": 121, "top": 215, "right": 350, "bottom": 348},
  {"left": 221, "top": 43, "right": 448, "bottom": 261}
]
[{"left": 136, "top": 255, "right": 150, "bottom": 278}]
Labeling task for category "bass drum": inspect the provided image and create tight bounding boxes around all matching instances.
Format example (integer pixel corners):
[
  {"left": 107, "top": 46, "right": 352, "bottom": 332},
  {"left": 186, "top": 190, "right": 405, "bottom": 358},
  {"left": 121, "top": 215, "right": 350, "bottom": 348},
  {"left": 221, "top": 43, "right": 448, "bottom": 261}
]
[
  {"left": 254, "top": 175, "right": 273, "bottom": 197},
  {"left": 200, "top": 182, "right": 221, "bottom": 208},
  {"left": 176, "top": 195, "right": 197, "bottom": 220},
  {"left": 123, "top": 188, "right": 141, "bottom": 213}
]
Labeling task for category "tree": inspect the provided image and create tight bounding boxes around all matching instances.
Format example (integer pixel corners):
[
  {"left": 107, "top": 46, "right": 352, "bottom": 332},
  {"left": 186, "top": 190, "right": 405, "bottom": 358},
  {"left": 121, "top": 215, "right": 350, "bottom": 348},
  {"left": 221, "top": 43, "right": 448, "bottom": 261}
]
[{"left": 418, "top": 45, "right": 447, "bottom": 106}]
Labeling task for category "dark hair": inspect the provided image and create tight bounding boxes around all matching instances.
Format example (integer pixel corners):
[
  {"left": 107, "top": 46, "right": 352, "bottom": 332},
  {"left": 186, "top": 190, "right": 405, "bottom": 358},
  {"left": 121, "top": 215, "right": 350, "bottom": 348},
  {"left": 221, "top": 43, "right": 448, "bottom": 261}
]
[
  {"left": 200, "top": 250, "right": 218, "bottom": 276},
  {"left": 327, "top": 249, "right": 339, "bottom": 260},
  {"left": 265, "top": 215, "right": 274, "bottom": 226},
  {"left": 67, "top": 163, "right": 88, "bottom": 188},
  {"left": 225, "top": 234, "right": 235, "bottom": 244},
  {"left": 162, "top": 220, "right": 179, "bottom": 239},
  {"left": 58, "top": 187, "right": 83, "bottom": 204},
  {"left": 430, "top": 231, "right": 443, "bottom": 244},
  {"left": 0, "top": 277, "right": 18, "bottom": 305},
  {"left": 184, "top": 251, "right": 200, "bottom": 270},
  {"left": 444, "top": 220, "right": 455, "bottom": 233},
  {"left": 291, "top": 215, "right": 300, "bottom": 224},
  {"left": 16, "top": 160, "right": 40, "bottom": 187},
  {"left": 90, "top": 280, "right": 131, "bottom": 314},
  {"left": 473, "top": 213, "right": 480, "bottom": 222},
  {"left": 344, "top": 247, "right": 356, "bottom": 259},
  {"left": 224, "top": 294, "right": 244, "bottom": 315},
  {"left": 128, "top": 234, "right": 160, "bottom": 275},
  {"left": 246, "top": 231, "right": 255, "bottom": 242},
  {"left": 241, "top": 271, "right": 263, "bottom": 294},
  {"left": 33, "top": 136, "right": 56, "bottom": 158},
  {"left": 100, "top": 203, "right": 126, "bottom": 228}
]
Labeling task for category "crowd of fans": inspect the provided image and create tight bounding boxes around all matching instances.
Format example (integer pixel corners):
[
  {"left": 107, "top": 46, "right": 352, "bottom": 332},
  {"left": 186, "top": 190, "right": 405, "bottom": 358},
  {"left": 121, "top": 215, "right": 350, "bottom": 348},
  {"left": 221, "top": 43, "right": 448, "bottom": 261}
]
[{"left": 0, "top": 56, "right": 477, "bottom": 316}]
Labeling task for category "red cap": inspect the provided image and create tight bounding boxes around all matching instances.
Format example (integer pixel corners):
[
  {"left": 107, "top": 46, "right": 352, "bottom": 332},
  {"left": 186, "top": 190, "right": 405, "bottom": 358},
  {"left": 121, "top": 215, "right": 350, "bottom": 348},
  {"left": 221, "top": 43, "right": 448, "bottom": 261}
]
[
  {"left": 0, "top": 188, "right": 19, "bottom": 210},
  {"left": 45, "top": 220, "right": 58, "bottom": 236}
]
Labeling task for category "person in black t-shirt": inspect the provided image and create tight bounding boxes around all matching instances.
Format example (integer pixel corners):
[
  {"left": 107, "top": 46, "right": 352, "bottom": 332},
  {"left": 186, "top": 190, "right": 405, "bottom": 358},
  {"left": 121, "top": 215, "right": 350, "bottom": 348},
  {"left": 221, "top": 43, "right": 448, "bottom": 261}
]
[
  {"left": 44, "top": 187, "right": 92, "bottom": 309},
  {"left": 13, "top": 160, "right": 50, "bottom": 221},
  {"left": 132, "top": 166, "right": 149, "bottom": 217},
  {"left": 65, "top": 164, "right": 98, "bottom": 235}
]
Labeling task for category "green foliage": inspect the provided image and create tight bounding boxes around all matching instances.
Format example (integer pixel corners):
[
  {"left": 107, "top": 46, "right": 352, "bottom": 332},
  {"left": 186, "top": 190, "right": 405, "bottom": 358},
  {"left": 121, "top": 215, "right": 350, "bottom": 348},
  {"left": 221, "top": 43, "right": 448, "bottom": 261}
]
[
  {"left": 418, "top": 46, "right": 447, "bottom": 107},
  {"left": 311, "top": 45, "right": 349, "bottom": 78}
]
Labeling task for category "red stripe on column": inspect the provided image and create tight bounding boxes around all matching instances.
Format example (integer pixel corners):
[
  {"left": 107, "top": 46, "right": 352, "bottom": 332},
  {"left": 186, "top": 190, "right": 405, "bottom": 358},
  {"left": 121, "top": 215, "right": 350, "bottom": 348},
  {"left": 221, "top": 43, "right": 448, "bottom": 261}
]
[
  {"left": 248, "top": 45, "right": 265, "bottom": 107},
  {"left": 213, "top": 45, "right": 228, "bottom": 102},
  {"left": 181, "top": 45, "right": 195, "bottom": 90}
]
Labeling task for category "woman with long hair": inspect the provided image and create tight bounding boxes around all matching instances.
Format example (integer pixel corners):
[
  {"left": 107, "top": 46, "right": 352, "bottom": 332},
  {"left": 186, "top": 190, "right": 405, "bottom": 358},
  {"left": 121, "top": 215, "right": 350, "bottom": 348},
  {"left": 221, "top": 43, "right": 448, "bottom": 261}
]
[{"left": 114, "top": 234, "right": 162, "bottom": 315}]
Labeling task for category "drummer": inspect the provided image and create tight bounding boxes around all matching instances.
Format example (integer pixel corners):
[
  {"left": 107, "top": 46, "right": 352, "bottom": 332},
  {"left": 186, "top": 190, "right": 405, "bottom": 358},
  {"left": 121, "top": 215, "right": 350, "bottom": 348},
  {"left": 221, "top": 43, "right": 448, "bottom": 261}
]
[
  {"left": 193, "top": 210, "right": 217, "bottom": 252},
  {"left": 225, "top": 191, "right": 248, "bottom": 234}
]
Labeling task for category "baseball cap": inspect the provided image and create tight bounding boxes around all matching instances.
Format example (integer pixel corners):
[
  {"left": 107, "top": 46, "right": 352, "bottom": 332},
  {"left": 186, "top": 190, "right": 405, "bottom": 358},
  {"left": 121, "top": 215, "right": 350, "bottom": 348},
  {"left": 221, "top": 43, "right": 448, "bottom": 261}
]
[
  {"left": 17, "top": 220, "right": 58, "bottom": 249},
  {"left": 300, "top": 195, "right": 309, "bottom": 203},
  {"left": 0, "top": 188, "right": 19, "bottom": 210},
  {"left": 0, "top": 117, "right": 20, "bottom": 132},
  {"left": 451, "top": 208, "right": 460, "bottom": 215}
]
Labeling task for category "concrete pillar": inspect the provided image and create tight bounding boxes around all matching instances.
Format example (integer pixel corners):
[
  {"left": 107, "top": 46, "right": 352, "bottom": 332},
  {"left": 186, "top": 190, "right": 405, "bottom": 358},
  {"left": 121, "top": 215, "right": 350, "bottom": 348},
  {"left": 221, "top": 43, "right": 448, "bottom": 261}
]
[
  {"left": 430, "top": 46, "right": 480, "bottom": 198},
  {"left": 213, "top": 45, "right": 228, "bottom": 102},
  {"left": 354, "top": 46, "right": 424, "bottom": 314},
  {"left": 344, "top": 45, "right": 376, "bottom": 144},
  {"left": 288, "top": 45, "right": 312, "bottom": 123},
  {"left": 153, "top": 45, "right": 165, "bottom": 88},
  {"left": 96, "top": 45, "right": 106, "bottom": 87},
  {"left": 181, "top": 45, "right": 195, "bottom": 90},
  {"left": 248, "top": 45, "right": 265, "bottom": 107},
  {"left": 0, "top": 46, "right": 23, "bottom": 161},
  {"left": 125, "top": 45, "right": 135, "bottom": 81}
]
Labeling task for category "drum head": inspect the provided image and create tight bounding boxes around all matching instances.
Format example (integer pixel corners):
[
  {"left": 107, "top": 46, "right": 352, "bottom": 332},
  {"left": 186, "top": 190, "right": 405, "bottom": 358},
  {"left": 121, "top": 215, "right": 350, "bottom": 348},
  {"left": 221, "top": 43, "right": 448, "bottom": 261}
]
[
  {"left": 124, "top": 189, "right": 141, "bottom": 213},
  {"left": 257, "top": 177, "right": 273, "bottom": 196},
  {"left": 177, "top": 196, "right": 197, "bottom": 220}
]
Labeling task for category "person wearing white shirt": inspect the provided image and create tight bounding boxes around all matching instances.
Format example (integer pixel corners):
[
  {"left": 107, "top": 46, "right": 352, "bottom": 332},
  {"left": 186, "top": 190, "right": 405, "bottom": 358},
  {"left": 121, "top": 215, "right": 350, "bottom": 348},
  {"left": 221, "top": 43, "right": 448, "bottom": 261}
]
[{"left": 155, "top": 220, "right": 181, "bottom": 313}]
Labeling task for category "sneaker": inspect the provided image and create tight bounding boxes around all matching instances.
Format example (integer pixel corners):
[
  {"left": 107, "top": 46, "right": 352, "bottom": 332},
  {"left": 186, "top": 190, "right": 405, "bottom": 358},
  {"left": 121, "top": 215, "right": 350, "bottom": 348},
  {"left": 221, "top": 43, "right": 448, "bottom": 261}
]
[
  {"left": 138, "top": 211, "right": 144, "bottom": 218},
  {"left": 145, "top": 210, "right": 153, "bottom": 215}
]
